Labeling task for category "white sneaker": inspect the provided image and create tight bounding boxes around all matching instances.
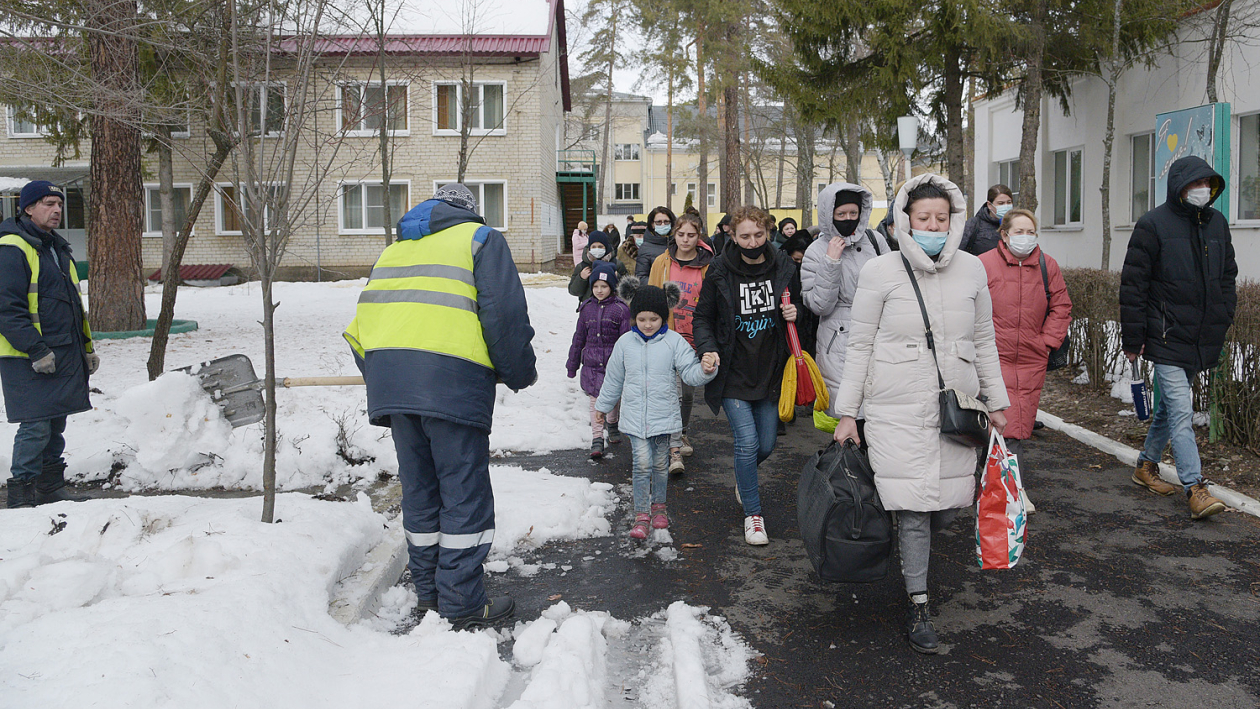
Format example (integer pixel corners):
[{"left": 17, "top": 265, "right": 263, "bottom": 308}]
[
  {"left": 669, "top": 451, "right": 685, "bottom": 474},
  {"left": 680, "top": 435, "right": 694, "bottom": 457},
  {"left": 744, "top": 515, "right": 769, "bottom": 545},
  {"left": 1020, "top": 489, "right": 1036, "bottom": 515}
]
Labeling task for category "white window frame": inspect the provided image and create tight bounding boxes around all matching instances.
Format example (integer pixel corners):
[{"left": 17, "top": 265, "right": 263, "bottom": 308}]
[
  {"left": 997, "top": 159, "right": 1021, "bottom": 206},
  {"left": 614, "top": 143, "right": 640, "bottom": 161},
  {"left": 431, "top": 82, "right": 507, "bottom": 137},
  {"left": 1129, "top": 132, "right": 1156, "bottom": 224},
  {"left": 614, "top": 183, "right": 641, "bottom": 201},
  {"left": 7, "top": 106, "right": 47, "bottom": 138},
  {"left": 142, "top": 183, "right": 195, "bottom": 238},
  {"left": 1050, "top": 147, "right": 1084, "bottom": 227},
  {"left": 707, "top": 183, "right": 716, "bottom": 208},
  {"left": 338, "top": 180, "right": 412, "bottom": 234},
  {"left": 431, "top": 180, "right": 508, "bottom": 231},
  {"left": 1235, "top": 112, "right": 1260, "bottom": 224},
  {"left": 231, "top": 82, "right": 287, "bottom": 137},
  {"left": 337, "top": 81, "right": 410, "bottom": 137},
  {"left": 214, "top": 182, "right": 284, "bottom": 235}
]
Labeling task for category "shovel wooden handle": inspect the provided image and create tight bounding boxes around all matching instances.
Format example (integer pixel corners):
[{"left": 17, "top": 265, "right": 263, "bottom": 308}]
[{"left": 281, "top": 376, "right": 365, "bottom": 387}]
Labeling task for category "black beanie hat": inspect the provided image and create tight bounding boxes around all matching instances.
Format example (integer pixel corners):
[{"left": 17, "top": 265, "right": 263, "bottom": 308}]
[
  {"left": 631, "top": 285, "right": 670, "bottom": 323},
  {"left": 834, "top": 190, "right": 863, "bottom": 211},
  {"left": 587, "top": 230, "right": 611, "bottom": 249}
]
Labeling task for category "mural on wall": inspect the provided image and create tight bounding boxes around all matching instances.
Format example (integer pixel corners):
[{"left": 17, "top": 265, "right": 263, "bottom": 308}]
[{"left": 1155, "top": 102, "right": 1231, "bottom": 218}]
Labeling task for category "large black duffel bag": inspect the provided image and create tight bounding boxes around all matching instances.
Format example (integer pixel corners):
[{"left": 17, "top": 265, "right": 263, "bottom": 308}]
[{"left": 797, "top": 440, "right": 893, "bottom": 583}]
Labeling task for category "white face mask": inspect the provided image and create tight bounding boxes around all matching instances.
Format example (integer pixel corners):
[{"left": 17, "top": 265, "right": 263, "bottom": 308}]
[
  {"left": 1007, "top": 233, "right": 1037, "bottom": 257},
  {"left": 588, "top": 247, "right": 606, "bottom": 259},
  {"left": 1185, "top": 186, "right": 1211, "bottom": 208}
]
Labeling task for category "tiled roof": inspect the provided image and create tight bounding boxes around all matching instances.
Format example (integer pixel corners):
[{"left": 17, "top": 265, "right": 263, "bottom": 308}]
[
  {"left": 148, "top": 264, "right": 234, "bottom": 282},
  {"left": 287, "top": 35, "right": 552, "bottom": 57}
]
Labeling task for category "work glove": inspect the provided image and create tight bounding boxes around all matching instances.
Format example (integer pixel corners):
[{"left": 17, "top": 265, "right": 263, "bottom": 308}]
[
  {"left": 32, "top": 352, "right": 55, "bottom": 375},
  {"left": 86, "top": 353, "right": 100, "bottom": 375}
]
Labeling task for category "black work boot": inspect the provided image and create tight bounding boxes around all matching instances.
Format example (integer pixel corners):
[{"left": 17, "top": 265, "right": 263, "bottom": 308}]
[
  {"left": 449, "top": 595, "right": 515, "bottom": 631},
  {"left": 6, "top": 477, "right": 37, "bottom": 508},
  {"left": 415, "top": 595, "right": 438, "bottom": 617},
  {"left": 906, "top": 594, "right": 940, "bottom": 654},
  {"left": 34, "top": 462, "right": 88, "bottom": 505}
]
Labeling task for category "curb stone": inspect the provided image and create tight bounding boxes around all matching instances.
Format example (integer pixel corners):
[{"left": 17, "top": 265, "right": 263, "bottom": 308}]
[
  {"left": 328, "top": 518, "right": 408, "bottom": 625},
  {"left": 1036, "top": 409, "right": 1260, "bottom": 519}
]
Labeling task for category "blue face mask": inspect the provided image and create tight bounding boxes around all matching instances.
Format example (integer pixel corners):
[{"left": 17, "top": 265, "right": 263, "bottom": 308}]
[
  {"left": 654, "top": 224, "right": 671, "bottom": 236},
  {"left": 911, "top": 230, "right": 948, "bottom": 256},
  {"left": 994, "top": 204, "right": 1013, "bottom": 219}
]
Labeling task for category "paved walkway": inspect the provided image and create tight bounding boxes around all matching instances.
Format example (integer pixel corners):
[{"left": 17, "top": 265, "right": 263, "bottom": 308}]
[{"left": 503, "top": 403, "right": 1260, "bottom": 708}]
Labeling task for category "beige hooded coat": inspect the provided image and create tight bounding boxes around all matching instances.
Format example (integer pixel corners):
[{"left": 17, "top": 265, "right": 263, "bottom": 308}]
[{"left": 833, "top": 174, "right": 1010, "bottom": 512}]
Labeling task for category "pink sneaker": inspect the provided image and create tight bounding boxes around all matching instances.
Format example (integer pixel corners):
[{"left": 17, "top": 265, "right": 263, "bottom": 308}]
[
  {"left": 629, "top": 513, "right": 650, "bottom": 540},
  {"left": 650, "top": 503, "right": 669, "bottom": 529}
]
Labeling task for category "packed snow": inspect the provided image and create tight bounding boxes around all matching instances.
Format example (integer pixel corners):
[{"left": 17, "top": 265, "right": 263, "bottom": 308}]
[
  {"left": 0, "top": 495, "right": 753, "bottom": 707},
  {"left": 0, "top": 278, "right": 590, "bottom": 492}
]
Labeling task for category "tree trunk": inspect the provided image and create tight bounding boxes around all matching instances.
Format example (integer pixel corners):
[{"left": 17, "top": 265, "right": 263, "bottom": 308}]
[
  {"left": 843, "top": 119, "right": 861, "bottom": 184},
  {"left": 377, "top": 0, "right": 394, "bottom": 245},
  {"left": 722, "top": 84, "right": 740, "bottom": 211},
  {"left": 86, "top": 0, "right": 145, "bottom": 333},
  {"left": 456, "top": 52, "right": 476, "bottom": 182},
  {"left": 260, "top": 278, "right": 278, "bottom": 523},
  {"left": 666, "top": 67, "right": 674, "bottom": 211},
  {"left": 157, "top": 126, "right": 176, "bottom": 278},
  {"left": 1017, "top": 0, "right": 1046, "bottom": 213},
  {"left": 1099, "top": 0, "right": 1124, "bottom": 270},
  {"left": 876, "top": 148, "right": 898, "bottom": 214},
  {"left": 696, "top": 27, "right": 708, "bottom": 219},
  {"left": 599, "top": 8, "right": 617, "bottom": 211},
  {"left": 774, "top": 114, "right": 786, "bottom": 208},
  {"left": 965, "top": 77, "right": 977, "bottom": 214},
  {"left": 1206, "top": 0, "right": 1232, "bottom": 103},
  {"left": 793, "top": 114, "right": 814, "bottom": 228},
  {"left": 942, "top": 43, "right": 967, "bottom": 187},
  {"left": 742, "top": 72, "right": 755, "bottom": 205}
]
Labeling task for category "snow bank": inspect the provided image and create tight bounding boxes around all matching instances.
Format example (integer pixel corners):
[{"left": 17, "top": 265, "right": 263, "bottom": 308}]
[
  {"left": 489, "top": 466, "right": 617, "bottom": 556},
  {"left": 0, "top": 279, "right": 589, "bottom": 492},
  {"left": 638, "top": 602, "right": 756, "bottom": 709},
  {"left": 0, "top": 495, "right": 508, "bottom": 708}
]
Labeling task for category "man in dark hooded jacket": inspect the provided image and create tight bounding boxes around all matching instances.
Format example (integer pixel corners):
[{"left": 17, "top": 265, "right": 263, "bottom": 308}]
[
  {"left": 1, "top": 181, "right": 96, "bottom": 508},
  {"left": 344, "top": 183, "right": 537, "bottom": 627},
  {"left": 1121, "top": 155, "right": 1235, "bottom": 520}
]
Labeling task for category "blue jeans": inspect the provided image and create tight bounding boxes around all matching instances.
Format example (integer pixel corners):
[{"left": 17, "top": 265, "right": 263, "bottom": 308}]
[
  {"left": 10, "top": 416, "right": 67, "bottom": 481},
  {"left": 1137, "top": 364, "right": 1201, "bottom": 490},
  {"left": 628, "top": 433, "right": 671, "bottom": 513},
  {"left": 722, "top": 397, "right": 779, "bottom": 516}
]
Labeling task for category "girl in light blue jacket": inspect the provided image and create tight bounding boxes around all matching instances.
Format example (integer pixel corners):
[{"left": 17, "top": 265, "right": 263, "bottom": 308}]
[{"left": 596, "top": 277, "right": 717, "bottom": 540}]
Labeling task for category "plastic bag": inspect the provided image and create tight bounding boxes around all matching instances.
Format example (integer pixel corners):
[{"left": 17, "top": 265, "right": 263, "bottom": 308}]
[{"left": 976, "top": 430, "right": 1026, "bottom": 569}]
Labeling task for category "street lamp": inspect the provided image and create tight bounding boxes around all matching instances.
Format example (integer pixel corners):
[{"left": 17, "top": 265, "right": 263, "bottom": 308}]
[{"left": 897, "top": 115, "right": 919, "bottom": 183}]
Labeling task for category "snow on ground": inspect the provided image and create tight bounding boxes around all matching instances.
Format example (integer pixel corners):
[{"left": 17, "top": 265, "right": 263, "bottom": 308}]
[
  {"left": 0, "top": 495, "right": 753, "bottom": 708},
  {"left": 0, "top": 278, "right": 589, "bottom": 491}
]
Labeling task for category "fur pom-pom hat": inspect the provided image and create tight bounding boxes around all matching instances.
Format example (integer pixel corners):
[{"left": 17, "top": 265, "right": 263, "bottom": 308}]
[{"left": 618, "top": 276, "right": 680, "bottom": 322}]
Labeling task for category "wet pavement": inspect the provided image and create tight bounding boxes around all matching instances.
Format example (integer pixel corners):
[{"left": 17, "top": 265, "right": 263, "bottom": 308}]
[{"left": 470, "top": 403, "right": 1260, "bottom": 708}]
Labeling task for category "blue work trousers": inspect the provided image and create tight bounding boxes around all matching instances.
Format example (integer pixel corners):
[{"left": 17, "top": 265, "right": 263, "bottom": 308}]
[{"left": 391, "top": 414, "right": 495, "bottom": 618}]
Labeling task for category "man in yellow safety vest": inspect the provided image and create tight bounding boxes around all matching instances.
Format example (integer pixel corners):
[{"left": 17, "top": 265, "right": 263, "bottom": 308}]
[
  {"left": 345, "top": 183, "right": 536, "bottom": 629},
  {"left": 0, "top": 180, "right": 97, "bottom": 508}
]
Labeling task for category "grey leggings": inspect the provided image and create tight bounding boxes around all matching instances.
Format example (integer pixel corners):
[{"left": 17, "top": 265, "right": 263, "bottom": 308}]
[
  {"left": 897, "top": 509, "right": 961, "bottom": 595},
  {"left": 670, "top": 378, "right": 695, "bottom": 450}
]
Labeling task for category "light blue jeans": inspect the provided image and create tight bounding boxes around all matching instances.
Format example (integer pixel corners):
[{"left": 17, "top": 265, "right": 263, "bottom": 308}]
[
  {"left": 1137, "top": 364, "right": 1202, "bottom": 490},
  {"left": 11, "top": 416, "right": 66, "bottom": 481},
  {"left": 722, "top": 397, "right": 779, "bottom": 516},
  {"left": 628, "top": 433, "right": 671, "bottom": 513}
]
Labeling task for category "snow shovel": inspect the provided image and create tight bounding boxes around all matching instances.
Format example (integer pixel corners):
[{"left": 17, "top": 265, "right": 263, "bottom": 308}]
[
  {"left": 180, "top": 354, "right": 364, "bottom": 428},
  {"left": 1130, "top": 360, "right": 1152, "bottom": 421},
  {"left": 778, "top": 290, "right": 829, "bottom": 423}
]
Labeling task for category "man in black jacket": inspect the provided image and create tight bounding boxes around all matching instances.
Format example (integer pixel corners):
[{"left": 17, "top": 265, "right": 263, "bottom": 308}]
[
  {"left": 0, "top": 181, "right": 97, "bottom": 508},
  {"left": 1120, "top": 156, "right": 1235, "bottom": 520}
]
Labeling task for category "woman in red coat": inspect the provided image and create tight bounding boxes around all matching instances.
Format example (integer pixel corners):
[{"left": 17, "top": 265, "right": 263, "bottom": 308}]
[{"left": 980, "top": 209, "right": 1072, "bottom": 513}]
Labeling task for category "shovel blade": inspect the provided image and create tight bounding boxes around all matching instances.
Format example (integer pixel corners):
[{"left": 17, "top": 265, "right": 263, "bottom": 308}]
[{"left": 178, "top": 354, "right": 265, "bottom": 428}]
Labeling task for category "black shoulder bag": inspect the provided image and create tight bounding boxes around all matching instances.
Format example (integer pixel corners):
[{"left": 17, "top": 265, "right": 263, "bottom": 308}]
[
  {"left": 900, "top": 256, "right": 991, "bottom": 447},
  {"left": 1039, "top": 253, "right": 1071, "bottom": 371}
]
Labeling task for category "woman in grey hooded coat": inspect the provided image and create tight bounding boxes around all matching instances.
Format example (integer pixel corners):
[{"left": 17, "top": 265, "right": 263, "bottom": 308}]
[{"left": 800, "top": 183, "right": 890, "bottom": 421}]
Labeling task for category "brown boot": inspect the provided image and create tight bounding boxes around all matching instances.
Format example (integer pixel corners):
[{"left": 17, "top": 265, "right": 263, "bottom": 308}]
[
  {"left": 1188, "top": 483, "right": 1226, "bottom": 520},
  {"left": 1132, "top": 461, "right": 1177, "bottom": 496}
]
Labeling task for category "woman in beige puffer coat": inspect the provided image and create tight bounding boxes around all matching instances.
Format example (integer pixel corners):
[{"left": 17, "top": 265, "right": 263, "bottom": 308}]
[{"left": 832, "top": 174, "right": 1010, "bottom": 655}]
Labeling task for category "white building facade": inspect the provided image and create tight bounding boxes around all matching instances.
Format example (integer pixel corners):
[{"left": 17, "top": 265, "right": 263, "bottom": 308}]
[{"left": 972, "top": 27, "right": 1260, "bottom": 279}]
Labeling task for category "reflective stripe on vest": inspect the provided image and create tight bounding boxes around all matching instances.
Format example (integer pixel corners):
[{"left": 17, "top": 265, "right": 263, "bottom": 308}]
[
  {"left": 0, "top": 234, "right": 93, "bottom": 358},
  {"left": 343, "top": 221, "right": 492, "bottom": 369}
]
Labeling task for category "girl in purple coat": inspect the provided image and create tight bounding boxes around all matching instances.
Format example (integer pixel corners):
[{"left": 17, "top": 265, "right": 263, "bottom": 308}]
[{"left": 567, "top": 261, "right": 632, "bottom": 459}]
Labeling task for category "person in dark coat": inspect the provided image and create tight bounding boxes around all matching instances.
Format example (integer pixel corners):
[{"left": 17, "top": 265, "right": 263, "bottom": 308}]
[
  {"left": 0, "top": 181, "right": 96, "bottom": 508},
  {"left": 636, "top": 206, "right": 676, "bottom": 278},
  {"left": 568, "top": 261, "right": 631, "bottom": 459},
  {"left": 960, "top": 184, "right": 1013, "bottom": 256},
  {"left": 692, "top": 205, "right": 801, "bottom": 546},
  {"left": 711, "top": 213, "right": 733, "bottom": 256},
  {"left": 568, "top": 231, "right": 627, "bottom": 302},
  {"left": 1121, "top": 155, "right": 1235, "bottom": 520},
  {"left": 344, "top": 184, "right": 536, "bottom": 628},
  {"left": 874, "top": 209, "right": 898, "bottom": 251},
  {"left": 780, "top": 234, "right": 818, "bottom": 357}
]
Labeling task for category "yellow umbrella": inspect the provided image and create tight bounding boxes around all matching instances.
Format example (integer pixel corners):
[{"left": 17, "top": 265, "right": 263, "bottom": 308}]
[{"left": 778, "top": 292, "right": 829, "bottom": 422}]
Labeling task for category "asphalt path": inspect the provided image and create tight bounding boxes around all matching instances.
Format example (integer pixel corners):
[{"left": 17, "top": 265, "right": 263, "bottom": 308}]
[{"left": 489, "top": 400, "right": 1260, "bottom": 708}]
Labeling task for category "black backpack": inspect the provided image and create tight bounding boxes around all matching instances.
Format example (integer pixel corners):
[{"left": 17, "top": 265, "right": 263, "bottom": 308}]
[{"left": 798, "top": 441, "right": 893, "bottom": 583}]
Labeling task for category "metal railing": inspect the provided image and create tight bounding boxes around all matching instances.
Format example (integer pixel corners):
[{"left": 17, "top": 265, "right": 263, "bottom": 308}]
[{"left": 557, "top": 149, "right": 597, "bottom": 175}]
